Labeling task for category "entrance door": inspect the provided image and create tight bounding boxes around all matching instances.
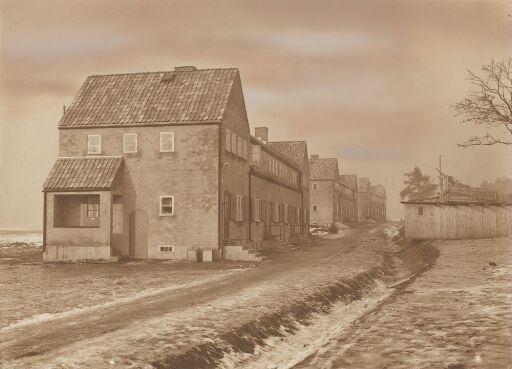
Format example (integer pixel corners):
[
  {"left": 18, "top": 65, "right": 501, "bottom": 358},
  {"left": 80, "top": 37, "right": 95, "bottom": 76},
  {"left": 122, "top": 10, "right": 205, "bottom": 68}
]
[{"left": 129, "top": 210, "right": 148, "bottom": 258}]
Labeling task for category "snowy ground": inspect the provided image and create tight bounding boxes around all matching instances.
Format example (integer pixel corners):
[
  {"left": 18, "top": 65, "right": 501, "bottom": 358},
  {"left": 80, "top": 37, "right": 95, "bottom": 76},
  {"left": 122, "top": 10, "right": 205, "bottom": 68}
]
[
  {"left": 1, "top": 224, "right": 399, "bottom": 368},
  {"left": 0, "top": 237, "right": 256, "bottom": 330},
  {"left": 292, "top": 237, "right": 512, "bottom": 369}
]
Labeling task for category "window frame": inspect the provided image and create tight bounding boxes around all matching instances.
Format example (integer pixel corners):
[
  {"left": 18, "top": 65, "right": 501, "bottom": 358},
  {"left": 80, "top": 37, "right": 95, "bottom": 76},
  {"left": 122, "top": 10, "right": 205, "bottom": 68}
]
[
  {"left": 255, "top": 198, "right": 261, "bottom": 222},
  {"left": 242, "top": 139, "right": 248, "bottom": 160},
  {"left": 273, "top": 202, "right": 279, "bottom": 223},
  {"left": 237, "top": 136, "right": 243, "bottom": 158},
  {"left": 235, "top": 195, "right": 243, "bottom": 221},
  {"left": 159, "top": 245, "right": 175, "bottom": 253},
  {"left": 159, "top": 195, "right": 175, "bottom": 216},
  {"left": 159, "top": 132, "right": 175, "bottom": 153},
  {"left": 418, "top": 206, "right": 424, "bottom": 216},
  {"left": 123, "top": 133, "right": 138, "bottom": 154},
  {"left": 86, "top": 195, "right": 100, "bottom": 219},
  {"left": 225, "top": 128, "right": 232, "bottom": 153},
  {"left": 231, "top": 132, "right": 238, "bottom": 155},
  {"left": 87, "top": 134, "right": 101, "bottom": 155}
]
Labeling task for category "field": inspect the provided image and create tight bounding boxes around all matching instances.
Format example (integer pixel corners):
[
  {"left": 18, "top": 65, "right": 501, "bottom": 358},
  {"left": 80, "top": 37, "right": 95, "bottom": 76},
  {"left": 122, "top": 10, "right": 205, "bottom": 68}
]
[{"left": 1, "top": 226, "right": 511, "bottom": 369}]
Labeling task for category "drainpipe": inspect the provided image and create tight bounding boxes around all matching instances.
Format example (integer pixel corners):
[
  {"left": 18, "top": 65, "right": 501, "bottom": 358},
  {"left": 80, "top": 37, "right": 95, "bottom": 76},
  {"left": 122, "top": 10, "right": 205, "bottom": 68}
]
[
  {"left": 218, "top": 126, "right": 222, "bottom": 259},
  {"left": 43, "top": 191, "right": 47, "bottom": 252},
  {"left": 299, "top": 172, "right": 304, "bottom": 236},
  {"left": 248, "top": 166, "right": 252, "bottom": 243}
]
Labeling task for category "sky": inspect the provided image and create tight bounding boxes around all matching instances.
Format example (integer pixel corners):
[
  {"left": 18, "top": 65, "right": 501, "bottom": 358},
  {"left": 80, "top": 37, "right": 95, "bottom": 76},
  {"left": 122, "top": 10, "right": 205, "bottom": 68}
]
[{"left": 0, "top": 0, "right": 511, "bottom": 228}]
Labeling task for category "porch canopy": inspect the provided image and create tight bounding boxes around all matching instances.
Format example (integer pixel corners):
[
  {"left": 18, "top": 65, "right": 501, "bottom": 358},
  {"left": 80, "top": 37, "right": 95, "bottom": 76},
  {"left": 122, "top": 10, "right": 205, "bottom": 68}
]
[{"left": 43, "top": 157, "right": 123, "bottom": 192}]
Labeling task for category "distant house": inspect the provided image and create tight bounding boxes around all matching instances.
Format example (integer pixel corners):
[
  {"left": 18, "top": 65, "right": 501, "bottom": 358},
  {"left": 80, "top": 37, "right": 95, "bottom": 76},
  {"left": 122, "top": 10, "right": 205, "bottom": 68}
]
[
  {"left": 242, "top": 129, "right": 310, "bottom": 248},
  {"left": 42, "top": 66, "right": 309, "bottom": 262},
  {"left": 309, "top": 155, "right": 356, "bottom": 225},
  {"left": 402, "top": 181, "right": 511, "bottom": 239},
  {"left": 356, "top": 178, "right": 386, "bottom": 222}
]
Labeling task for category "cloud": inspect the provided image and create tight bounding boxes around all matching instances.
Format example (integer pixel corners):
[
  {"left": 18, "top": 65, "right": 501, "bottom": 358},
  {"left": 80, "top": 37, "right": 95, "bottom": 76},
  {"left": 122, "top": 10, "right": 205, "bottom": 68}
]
[{"left": 264, "top": 31, "right": 390, "bottom": 54}]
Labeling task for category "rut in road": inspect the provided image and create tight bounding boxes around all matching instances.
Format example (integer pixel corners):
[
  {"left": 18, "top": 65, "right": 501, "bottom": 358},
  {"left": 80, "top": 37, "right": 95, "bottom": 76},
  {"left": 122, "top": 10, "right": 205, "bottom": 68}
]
[{"left": 151, "top": 240, "right": 439, "bottom": 369}]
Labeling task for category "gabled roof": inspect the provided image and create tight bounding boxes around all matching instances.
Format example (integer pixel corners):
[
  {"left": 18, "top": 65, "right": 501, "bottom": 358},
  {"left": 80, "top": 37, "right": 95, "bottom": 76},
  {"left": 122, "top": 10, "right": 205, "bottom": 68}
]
[
  {"left": 59, "top": 68, "right": 238, "bottom": 127},
  {"left": 267, "top": 141, "right": 307, "bottom": 169},
  {"left": 43, "top": 157, "right": 123, "bottom": 191},
  {"left": 309, "top": 158, "right": 338, "bottom": 180}
]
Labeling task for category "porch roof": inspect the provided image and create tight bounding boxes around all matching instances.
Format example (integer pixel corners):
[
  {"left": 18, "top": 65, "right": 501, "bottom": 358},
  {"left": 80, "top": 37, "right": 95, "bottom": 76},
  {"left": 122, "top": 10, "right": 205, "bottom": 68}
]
[{"left": 43, "top": 157, "right": 122, "bottom": 192}]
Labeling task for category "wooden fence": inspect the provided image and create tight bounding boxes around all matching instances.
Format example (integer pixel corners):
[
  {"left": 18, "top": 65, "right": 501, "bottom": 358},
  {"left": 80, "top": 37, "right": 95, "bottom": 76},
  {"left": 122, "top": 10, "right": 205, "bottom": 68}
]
[{"left": 404, "top": 203, "right": 511, "bottom": 239}]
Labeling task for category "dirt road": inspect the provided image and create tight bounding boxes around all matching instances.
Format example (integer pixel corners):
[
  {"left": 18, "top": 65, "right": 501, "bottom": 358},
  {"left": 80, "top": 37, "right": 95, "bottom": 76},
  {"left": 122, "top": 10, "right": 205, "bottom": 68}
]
[{"left": 2, "top": 226, "right": 395, "bottom": 368}]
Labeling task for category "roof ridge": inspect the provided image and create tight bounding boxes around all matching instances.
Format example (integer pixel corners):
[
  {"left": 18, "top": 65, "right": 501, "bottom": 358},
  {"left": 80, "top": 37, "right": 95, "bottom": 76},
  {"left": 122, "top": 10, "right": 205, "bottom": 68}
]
[
  {"left": 87, "top": 68, "right": 239, "bottom": 78},
  {"left": 268, "top": 140, "right": 306, "bottom": 144}
]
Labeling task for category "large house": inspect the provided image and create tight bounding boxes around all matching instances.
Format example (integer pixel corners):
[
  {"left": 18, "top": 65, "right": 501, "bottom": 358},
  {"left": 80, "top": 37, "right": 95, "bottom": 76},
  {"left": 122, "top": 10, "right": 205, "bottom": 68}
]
[
  {"left": 42, "top": 66, "right": 309, "bottom": 262},
  {"left": 309, "top": 155, "right": 356, "bottom": 225}
]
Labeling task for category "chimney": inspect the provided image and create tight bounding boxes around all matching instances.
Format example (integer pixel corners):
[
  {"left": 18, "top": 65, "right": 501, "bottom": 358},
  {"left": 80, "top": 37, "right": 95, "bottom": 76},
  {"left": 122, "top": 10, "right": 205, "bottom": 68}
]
[
  {"left": 174, "top": 66, "right": 197, "bottom": 72},
  {"left": 255, "top": 127, "right": 268, "bottom": 144},
  {"left": 310, "top": 154, "right": 319, "bottom": 160}
]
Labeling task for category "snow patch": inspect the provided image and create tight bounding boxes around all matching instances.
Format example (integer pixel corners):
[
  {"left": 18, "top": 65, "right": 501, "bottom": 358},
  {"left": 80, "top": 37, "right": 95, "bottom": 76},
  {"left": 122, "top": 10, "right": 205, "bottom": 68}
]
[{"left": 0, "top": 269, "right": 244, "bottom": 333}]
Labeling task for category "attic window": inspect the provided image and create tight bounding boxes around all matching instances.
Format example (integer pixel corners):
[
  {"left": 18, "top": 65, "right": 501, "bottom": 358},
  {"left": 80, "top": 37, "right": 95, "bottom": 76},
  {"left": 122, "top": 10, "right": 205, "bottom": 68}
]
[
  {"left": 88, "top": 135, "right": 101, "bottom": 154},
  {"left": 160, "top": 132, "right": 175, "bottom": 152},
  {"left": 123, "top": 133, "right": 138, "bottom": 153}
]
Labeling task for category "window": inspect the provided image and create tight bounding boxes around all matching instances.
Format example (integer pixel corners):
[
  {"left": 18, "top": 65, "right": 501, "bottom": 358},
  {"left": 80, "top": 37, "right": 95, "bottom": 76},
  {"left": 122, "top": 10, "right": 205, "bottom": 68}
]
[
  {"left": 231, "top": 132, "right": 237, "bottom": 155},
  {"left": 255, "top": 198, "right": 261, "bottom": 221},
  {"left": 313, "top": 205, "right": 318, "bottom": 212},
  {"left": 54, "top": 194, "right": 100, "bottom": 228},
  {"left": 225, "top": 128, "right": 231, "bottom": 152},
  {"left": 87, "top": 135, "right": 101, "bottom": 154},
  {"left": 237, "top": 136, "right": 243, "bottom": 158},
  {"left": 242, "top": 140, "right": 248, "bottom": 160},
  {"left": 87, "top": 196, "right": 100, "bottom": 219},
  {"left": 159, "top": 196, "right": 175, "bottom": 216},
  {"left": 252, "top": 144, "right": 261, "bottom": 164},
  {"left": 236, "top": 195, "right": 243, "bottom": 221},
  {"left": 418, "top": 207, "right": 424, "bottom": 216},
  {"left": 160, "top": 132, "right": 174, "bottom": 152},
  {"left": 312, "top": 183, "right": 317, "bottom": 190},
  {"left": 123, "top": 133, "right": 138, "bottom": 153},
  {"left": 273, "top": 202, "right": 279, "bottom": 222},
  {"left": 284, "top": 204, "right": 288, "bottom": 223},
  {"left": 160, "top": 245, "right": 175, "bottom": 252}
]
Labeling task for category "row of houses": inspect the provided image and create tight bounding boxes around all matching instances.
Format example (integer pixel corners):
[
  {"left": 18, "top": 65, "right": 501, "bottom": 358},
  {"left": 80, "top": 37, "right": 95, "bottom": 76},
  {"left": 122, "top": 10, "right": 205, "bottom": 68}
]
[
  {"left": 308, "top": 156, "right": 386, "bottom": 225},
  {"left": 42, "top": 66, "right": 386, "bottom": 262}
]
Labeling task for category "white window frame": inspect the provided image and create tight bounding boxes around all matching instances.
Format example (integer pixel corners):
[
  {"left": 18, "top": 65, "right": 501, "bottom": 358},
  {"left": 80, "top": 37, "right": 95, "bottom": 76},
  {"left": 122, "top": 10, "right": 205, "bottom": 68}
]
[
  {"left": 123, "top": 133, "right": 138, "bottom": 154},
  {"left": 160, "top": 132, "right": 175, "bottom": 153},
  {"left": 159, "top": 195, "right": 175, "bottom": 216},
  {"left": 255, "top": 198, "right": 261, "bottom": 222},
  {"left": 87, "top": 135, "right": 101, "bottom": 154},
  {"left": 236, "top": 195, "right": 243, "bottom": 221},
  {"left": 225, "top": 128, "right": 231, "bottom": 153}
]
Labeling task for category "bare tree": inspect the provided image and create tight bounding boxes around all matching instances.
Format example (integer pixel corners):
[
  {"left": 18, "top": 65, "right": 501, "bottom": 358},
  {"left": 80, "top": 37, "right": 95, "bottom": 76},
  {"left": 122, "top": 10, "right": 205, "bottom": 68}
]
[{"left": 453, "top": 58, "right": 512, "bottom": 147}]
